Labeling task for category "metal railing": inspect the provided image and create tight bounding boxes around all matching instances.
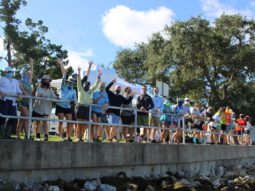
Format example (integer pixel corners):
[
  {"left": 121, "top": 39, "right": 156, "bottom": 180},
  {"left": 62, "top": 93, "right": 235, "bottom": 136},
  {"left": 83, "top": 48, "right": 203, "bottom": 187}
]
[{"left": 0, "top": 94, "right": 253, "bottom": 145}]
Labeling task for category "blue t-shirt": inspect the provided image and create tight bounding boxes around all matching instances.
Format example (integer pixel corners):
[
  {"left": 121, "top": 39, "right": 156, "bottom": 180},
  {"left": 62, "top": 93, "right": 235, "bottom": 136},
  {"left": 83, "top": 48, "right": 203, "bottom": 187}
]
[
  {"left": 92, "top": 90, "right": 109, "bottom": 113},
  {"left": 57, "top": 86, "right": 77, "bottom": 109}
]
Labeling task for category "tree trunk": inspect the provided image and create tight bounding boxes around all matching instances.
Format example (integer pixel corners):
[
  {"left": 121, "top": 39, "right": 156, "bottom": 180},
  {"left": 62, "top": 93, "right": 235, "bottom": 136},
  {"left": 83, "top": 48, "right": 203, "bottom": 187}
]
[{"left": 6, "top": 39, "right": 12, "bottom": 67}]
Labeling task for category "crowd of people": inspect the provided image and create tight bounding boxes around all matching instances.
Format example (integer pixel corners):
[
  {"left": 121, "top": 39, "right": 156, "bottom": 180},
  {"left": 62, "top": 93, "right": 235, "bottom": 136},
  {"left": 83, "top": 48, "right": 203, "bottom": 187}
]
[{"left": 0, "top": 60, "right": 253, "bottom": 145}]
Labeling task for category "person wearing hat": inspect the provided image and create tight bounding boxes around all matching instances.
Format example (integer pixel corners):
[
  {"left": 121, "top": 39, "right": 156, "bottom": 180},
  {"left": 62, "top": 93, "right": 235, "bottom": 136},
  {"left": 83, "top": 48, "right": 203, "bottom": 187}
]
[
  {"left": 32, "top": 74, "right": 58, "bottom": 141},
  {"left": 56, "top": 59, "right": 77, "bottom": 142},
  {"left": 0, "top": 66, "right": 22, "bottom": 138},
  {"left": 16, "top": 59, "right": 34, "bottom": 139}
]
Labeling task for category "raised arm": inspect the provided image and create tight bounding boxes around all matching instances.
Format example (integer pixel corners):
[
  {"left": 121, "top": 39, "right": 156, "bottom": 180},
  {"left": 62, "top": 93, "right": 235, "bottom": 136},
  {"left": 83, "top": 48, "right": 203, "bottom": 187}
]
[
  {"left": 57, "top": 58, "right": 67, "bottom": 88},
  {"left": 85, "top": 60, "right": 93, "bottom": 77},
  {"left": 77, "top": 66, "right": 82, "bottom": 92},
  {"left": 57, "top": 58, "right": 66, "bottom": 76},
  {"left": 28, "top": 58, "right": 33, "bottom": 83},
  {"left": 90, "top": 70, "right": 102, "bottom": 92}
]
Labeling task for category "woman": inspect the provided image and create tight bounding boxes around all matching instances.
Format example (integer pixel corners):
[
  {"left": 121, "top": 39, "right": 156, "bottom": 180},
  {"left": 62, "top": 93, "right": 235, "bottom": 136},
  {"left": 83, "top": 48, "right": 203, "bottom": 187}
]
[
  {"left": 244, "top": 115, "right": 252, "bottom": 145},
  {"left": 235, "top": 114, "right": 246, "bottom": 145},
  {"left": 56, "top": 59, "right": 77, "bottom": 142},
  {"left": 160, "top": 99, "right": 171, "bottom": 143},
  {"left": 16, "top": 60, "right": 33, "bottom": 139},
  {"left": 33, "top": 75, "right": 58, "bottom": 141},
  {"left": 191, "top": 103, "right": 203, "bottom": 144},
  {"left": 76, "top": 62, "right": 101, "bottom": 142}
]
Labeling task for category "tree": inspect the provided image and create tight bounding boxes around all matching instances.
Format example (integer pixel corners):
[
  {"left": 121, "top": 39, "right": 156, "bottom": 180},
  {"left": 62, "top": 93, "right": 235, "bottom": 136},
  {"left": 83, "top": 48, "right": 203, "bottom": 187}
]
[
  {"left": 0, "top": 0, "right": 70, "bottom": 82},
  {"left": 114, "top": 14, "right": 255, "bottom": 114}
]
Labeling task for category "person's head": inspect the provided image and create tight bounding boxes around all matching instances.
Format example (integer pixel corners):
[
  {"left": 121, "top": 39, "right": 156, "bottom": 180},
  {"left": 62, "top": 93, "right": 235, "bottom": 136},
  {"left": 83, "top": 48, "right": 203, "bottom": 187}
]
[
  {"left": 66, "top": 76, "right": 75, "bottom": 90},
  {"left": 41, "top": 75, "right": 51, "bottom": 88},
  {"left": 72, "top": 73, "right": 78, "bottom": 83},
  {"left": 184, "top": 97, "right": 190, "bottom": 105},
  {"left": 114, "top": 85, "right": 121, "bottom": 95},
  {"left": 99, "top": 82, "right": 105, "bottom": 92},
  {"left": 245, "top": 115, "right": 250, "bottom": 121},
  {"left": 207, "top": 106, "right": 213, "bottom": 113},
  {"left": 239, "top": 114, "right": 244, "bottom": 119},
  {"left": 194, "top": 102, "right": 202, "bottom": 110},
  {"left": 141, "top": 85, "right": 147, "bottom": 95},
  {"left": 83, "top": 81, "right": 91, "bottom": 92},
  {"left": 124, "top": 86, "right": 132, "bottom": 94},
  {"left": 177, "top": 98, "right": 184, "bottom": 106},
  {"left": 153, "top": 87, "right": 159, "bottom": 95},
  {"left": 5, "top": 67, "right": 14, "bottom": 79}
]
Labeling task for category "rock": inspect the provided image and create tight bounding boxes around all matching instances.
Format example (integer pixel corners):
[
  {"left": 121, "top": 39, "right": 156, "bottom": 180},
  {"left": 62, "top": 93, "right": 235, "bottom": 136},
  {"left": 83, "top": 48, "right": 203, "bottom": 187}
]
[
  {"left": 126, "top": 183, "right": 137, "bottom": 191},
  {"left": 48, "top": 185, "right": 60, "bottom": 191},
  {"left": 173, "top": 181, "right": 193, "bottom": 190},
  {"left": 189, "top": 181, "right": 201, "bottom": 188},
  {"left": 144, "top": 185, "right": 156, "bottom": 191},
  {"left": 99, "top": 184, "right": 116, "bottom": 191},
  {"left": 223, "top": 171, "right": 235, "bottom": 179},
  {"left": 216, "top": 166, "right": 224, "bottom": 177},
  {"left": 84, "top": 179, "right": 100, "bottom": 191},
  {"left": 211, "top": 178, "right": 221, "bottom": 189}
]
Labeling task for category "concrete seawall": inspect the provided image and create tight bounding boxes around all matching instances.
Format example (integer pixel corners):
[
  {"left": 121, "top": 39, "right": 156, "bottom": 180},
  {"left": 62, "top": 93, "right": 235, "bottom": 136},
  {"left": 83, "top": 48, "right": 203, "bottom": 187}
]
[{"left": 0, "top": 140, "right": 254, "bottom": 183}]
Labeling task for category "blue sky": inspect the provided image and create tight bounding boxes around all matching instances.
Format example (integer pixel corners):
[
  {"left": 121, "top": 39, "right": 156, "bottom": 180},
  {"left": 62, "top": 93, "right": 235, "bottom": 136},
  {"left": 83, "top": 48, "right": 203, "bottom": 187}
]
[{"left": 0, "top": 0, "right": 254, "bottom": 71}]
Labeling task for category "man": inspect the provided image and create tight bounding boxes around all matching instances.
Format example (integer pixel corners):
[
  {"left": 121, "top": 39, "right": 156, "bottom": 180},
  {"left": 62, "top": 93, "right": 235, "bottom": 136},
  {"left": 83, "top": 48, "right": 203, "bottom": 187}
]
[
  {"left": 149, "top": 87, "right": 164, "bottom": 142},
  {"left": 105, "top": 78, "right": 134, "bottom": 141},
  {"left": 0, "top": 67, "right": 22, "bottom": 139},
  {"left": 136, "top": 85, "right": 154, "bottom": 142}
]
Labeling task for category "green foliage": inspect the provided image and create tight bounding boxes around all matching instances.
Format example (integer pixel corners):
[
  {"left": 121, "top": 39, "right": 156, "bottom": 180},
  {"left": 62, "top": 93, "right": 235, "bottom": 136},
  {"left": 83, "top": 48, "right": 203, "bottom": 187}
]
[
  {"left": 0, "top": 0, "right": 70, "bottom": 83},
  {"left": 114, "top": 14, "right": 255, "bottom": 115}
]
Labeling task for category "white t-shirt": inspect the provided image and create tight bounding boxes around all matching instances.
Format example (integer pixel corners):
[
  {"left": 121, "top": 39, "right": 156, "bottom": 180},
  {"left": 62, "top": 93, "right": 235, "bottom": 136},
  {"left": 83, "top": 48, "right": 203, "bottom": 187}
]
[{"left": 0, "top": 77, "right": 22, "bottom": 106}]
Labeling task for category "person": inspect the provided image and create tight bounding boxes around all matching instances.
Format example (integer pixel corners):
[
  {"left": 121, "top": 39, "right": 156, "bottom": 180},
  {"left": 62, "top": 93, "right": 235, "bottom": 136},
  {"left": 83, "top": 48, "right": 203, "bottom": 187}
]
[
  {"left": 75, "top": 62, "right": 101, "bottom": 142},
  {"left": 120, "top": 86, "right": 135, "bottom": 142},
  {"left": 235, "top": 114, "right": 246, "bottom": 145},
  {"left": 136, "top": 85, "right": 154, "bottom": 142},
  {"left": 219, "top": 107, "right": 227, "bottom": 144},
  {"left": 172, "top": 98, "right": 186, "bottom": 144},
  {"left": 105, "top": 78, "right": 134, "bottom": 141},
  {"left": 0, "top": 67, "right": 22, "bottom": 139},
  {"left": 244, "top": 115, "right": 252, "bottom": 145},
  {"left": 91, "top": 82, "right": 109, "bottom": 142},
  {"left": 190, "top": 102, "right": 204, "bottom": 144},
  {"left": 149, "top": 87, "right": 164, "bottom": 142},
  {"left": 16, "top": 60, "right": 33, "bottom": 139},
  {"left": 32, "top": 75, "right": 58, "bottom": 141},
  {"left": 56, "top": 59, "right": 77, "bottom": 142},
  {"left": 160, "top": 99, "right": 171, "bottom": 143}
]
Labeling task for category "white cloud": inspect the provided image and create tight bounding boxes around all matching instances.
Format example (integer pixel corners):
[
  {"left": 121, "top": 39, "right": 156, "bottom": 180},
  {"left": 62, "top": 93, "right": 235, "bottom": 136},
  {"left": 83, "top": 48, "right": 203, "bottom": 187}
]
[
  {"left": 102, "top": 5, "right": 174, "bottom": 47},
  {"left": 200, "top": 0, "right": 255, "bottom": 19},
  {"left": 66, "top": 49, "right": 100, "bottom": 74}
]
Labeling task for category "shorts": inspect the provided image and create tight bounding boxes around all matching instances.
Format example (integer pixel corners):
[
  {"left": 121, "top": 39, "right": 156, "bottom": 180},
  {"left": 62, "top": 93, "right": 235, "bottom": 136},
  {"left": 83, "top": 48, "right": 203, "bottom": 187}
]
[
  {"left": 137, "top": 115, "right": 148, "bottom": 127},
  {"left": 109, "top": 113, "right": 120, "bottom": 124},
  {"left": 20, "top": 98, "right": 30, "bottom": 108},
  {"left": 194, "top": 124, "right": 203, "bottom": 130},
  {"left": 244, "top": 130, "right": 250, "bottom": 135},
  {"left": 32, "top": 111, "right": 48, "bottom": 117},
  {"left": 149, "top": 116, "right": 160, "bottom": 127},
  {"left": 55, "top": 105, "right": 72, "bottom": 115},
  {"left": 92, "top": 111, "right": 102, "bottom": 118},
  {"left": 121, "top": 115, "right": 134, "bottom": 125},
  {"left": 76, "top": 105, "right": 90, "bottom": 120},
  {"left": 71, "top": 105, "right": 76, "bottom": 120},
  {"left": 221, "top": 124, "right": 227, "bottom": 132},
  {"left": 236, "top": 131, "right": 242, "bottom": 135}
]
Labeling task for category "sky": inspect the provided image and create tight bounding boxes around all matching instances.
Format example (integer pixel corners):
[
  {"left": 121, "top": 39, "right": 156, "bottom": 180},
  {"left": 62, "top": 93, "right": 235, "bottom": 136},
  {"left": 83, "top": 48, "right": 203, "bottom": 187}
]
[{"left": 0, "top": 0, "right": 254, "bottom": 72}]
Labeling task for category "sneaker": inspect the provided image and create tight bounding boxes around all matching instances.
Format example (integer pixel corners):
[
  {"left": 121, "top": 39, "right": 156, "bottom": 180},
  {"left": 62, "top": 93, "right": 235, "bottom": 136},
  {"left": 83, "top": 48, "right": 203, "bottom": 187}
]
[
  {"left": 35, "top": 138, "right": 40, "bottom": 141},
  {"left": 44, "top": 137, "right": 48, "bottom": 141},
  {"left": 67, "top": 138, "right": 73, "bottom": 142}
]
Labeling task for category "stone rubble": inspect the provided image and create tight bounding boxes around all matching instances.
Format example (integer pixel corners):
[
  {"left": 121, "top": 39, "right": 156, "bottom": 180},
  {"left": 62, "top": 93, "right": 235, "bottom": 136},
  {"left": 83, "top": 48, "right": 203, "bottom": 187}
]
[{"left": 0, "top": 164, "right": 255, "bottom": 191}]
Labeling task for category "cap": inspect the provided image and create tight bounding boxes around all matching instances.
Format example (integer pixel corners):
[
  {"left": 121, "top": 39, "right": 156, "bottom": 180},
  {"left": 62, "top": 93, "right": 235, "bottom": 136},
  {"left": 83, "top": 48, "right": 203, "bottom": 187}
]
[
  {"left": 67, "top": 76, "right": 75, "bottom": 84},
  {"left": 41, "top": 75, "right": 52, "bottom": 82},
  {"left": 184, "top": 97, "right": 190, "bottom": 101},
  {"left": 5, "top": 67, "right": 14, "bottom": 72}
]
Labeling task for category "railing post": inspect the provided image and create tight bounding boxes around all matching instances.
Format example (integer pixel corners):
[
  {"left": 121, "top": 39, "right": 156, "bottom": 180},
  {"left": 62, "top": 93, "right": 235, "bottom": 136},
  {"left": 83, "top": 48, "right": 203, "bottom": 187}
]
[
  {"left": 182, "top": 115, "right": 185, "bottom": 144},
  {"left": 134, "top": 109, "right": 138, "bottom": 138},
  {"left": 88, "top": 104, "right": 92, "bottom": 142},
  {"left": 27, "top": 95, "right": 33, "bottom": 140}
]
